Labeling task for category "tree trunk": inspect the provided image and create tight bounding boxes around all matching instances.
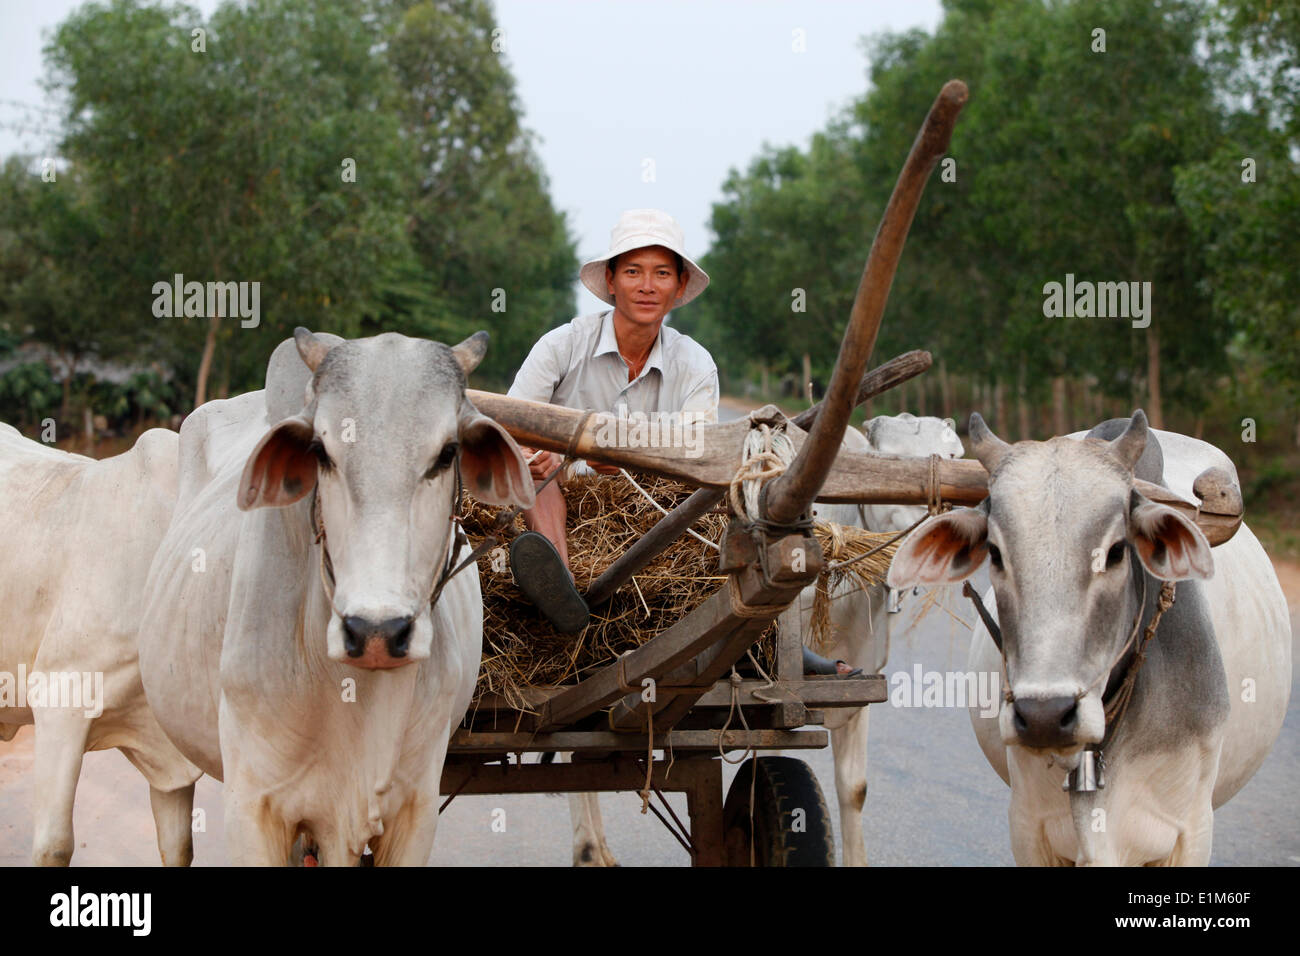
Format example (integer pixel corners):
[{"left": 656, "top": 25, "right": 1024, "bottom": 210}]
[
  {"left": 1017, "top": 360, "right": 1030, "bottom": 441},
  {"left": 60, "top": 368, "right": 72, "bottom": 428},
  {"left": 1193, "top": 415, "right": 1204, "bottom": 439},
  {"left": 802, "top": 352, "right": 813, "bottom": 407},
  {"left": 939, "top": 358, "right": 951, "bottom": 419},
  {"left": 194, "top": 313, "right": 221, "bottom": 408},
  {"left": 1145, "top": 326, "right": 1163, "bottom": 429},
  {"left": 1052, "top": 375, "right": 1067, "bottom": 436},
  {"left": 760, "top": 361, "right": 769, "bottom": 398}
]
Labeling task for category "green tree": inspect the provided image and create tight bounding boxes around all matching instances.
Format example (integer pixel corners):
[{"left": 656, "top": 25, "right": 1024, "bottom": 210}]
[{"left": 45, "top": 0, "right": 418, "bottom": 405}]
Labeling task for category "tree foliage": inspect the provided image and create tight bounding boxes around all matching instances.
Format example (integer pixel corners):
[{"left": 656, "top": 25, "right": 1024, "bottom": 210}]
[
  {"left": 681, "top": 0, "right": 1287, "bottom": 433},
  {"left": 1, "top": 0, "right": 577, "bottom": 419}
]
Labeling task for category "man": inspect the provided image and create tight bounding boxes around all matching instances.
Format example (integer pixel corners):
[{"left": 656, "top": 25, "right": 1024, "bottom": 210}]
[{"left": 506, "top": 208, "right": 718, "bottom": 632}]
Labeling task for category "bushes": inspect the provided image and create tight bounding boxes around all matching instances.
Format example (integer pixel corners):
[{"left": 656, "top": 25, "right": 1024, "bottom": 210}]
[{"left": 0, "top": 362, "right": 61, "bottom": 430}]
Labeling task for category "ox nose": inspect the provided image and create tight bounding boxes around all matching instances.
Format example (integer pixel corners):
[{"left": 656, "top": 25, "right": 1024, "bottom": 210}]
[
  {"left": 342, "top": 615, "right": 414, "bottom": 662},
  {"left": 1011, "top": 696, "right": 1079, "bottom": 749}
]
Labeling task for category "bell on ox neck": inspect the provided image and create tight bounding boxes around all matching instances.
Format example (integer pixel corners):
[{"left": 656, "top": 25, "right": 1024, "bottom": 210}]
[
  {"left": 1063, "top": 748, "right": 1106, "bottom": 792},
  {"left": 888, "top": 588, "right": 902, "bottom": 614}
]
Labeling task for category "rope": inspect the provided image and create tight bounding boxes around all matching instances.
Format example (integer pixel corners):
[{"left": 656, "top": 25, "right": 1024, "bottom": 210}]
[
  {"left": 1100, "top": 581, "right": 1176, "bottom": 747},
  {"left": 927, "top": 452, "right": 947, "bottom": 514},
  {"left": 638, "top": 705, "right": 654, "bottom": 814},
  {"left": 825, "top": 513, "right": 928, "bottom": 573},
  {"left": 726, "top": 575, "right": 790, "bottom": 619},
  {"left": 717, "top": 667, "right": 760, "bottom": 866},
  {"left": 728, "top": 421, "right": 796, "bottom": 521},
  {"left": 718, "top": 669, "right": 755, "bottom": 765}
]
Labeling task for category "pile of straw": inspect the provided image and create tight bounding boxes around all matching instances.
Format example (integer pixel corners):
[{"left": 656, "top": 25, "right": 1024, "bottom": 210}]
[{"left": 463, "top": 473, "right": 902, "bottom": 712}]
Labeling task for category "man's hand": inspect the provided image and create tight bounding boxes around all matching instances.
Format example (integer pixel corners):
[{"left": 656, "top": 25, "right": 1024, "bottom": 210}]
[
  {"left": 585, "top": 459, "right": 621, "bottom": 476},
  {"left": 520, "top": 447, "right": 562, "bottom": 482}
]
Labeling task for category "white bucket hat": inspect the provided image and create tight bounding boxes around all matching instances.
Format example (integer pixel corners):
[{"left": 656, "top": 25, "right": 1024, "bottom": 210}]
[{"left": 579, "top": 208, "right": 710, "bottom": 308}]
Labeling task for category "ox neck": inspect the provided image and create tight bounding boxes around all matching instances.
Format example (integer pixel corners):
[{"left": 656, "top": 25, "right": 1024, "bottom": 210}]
[{"left": 1101, "top": 551, "right": 1155, "bottom": 701}]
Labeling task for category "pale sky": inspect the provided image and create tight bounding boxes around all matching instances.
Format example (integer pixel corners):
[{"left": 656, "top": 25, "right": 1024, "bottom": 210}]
[{"left": 0, "top": 0, "right": 945, "bottom": 313}]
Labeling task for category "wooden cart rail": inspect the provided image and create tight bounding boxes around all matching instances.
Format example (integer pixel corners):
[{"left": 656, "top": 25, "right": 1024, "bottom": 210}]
[{"left": 469, "top": 390, "right": 1243, "bottom": 548}]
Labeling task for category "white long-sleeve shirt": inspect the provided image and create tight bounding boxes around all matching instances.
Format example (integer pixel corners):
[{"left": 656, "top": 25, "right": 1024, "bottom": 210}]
[{"left": 507, "top": 310, "right": 719, "bottom": 423}]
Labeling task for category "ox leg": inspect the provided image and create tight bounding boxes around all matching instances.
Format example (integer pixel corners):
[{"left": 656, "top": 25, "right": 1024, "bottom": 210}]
[
  {"left": 560, "top": 750, "right": 618, "bottom": 866},
  {"left": 568, "top": 793, "right": 618, "bottom": 866},
  {"left": 312, "top": 826, "right": 363, "bottom": 868},
  {"left": 830, "top": 705, "right": 871, "bottom": 867},
  {"left": 370, "top": 799, "right": 439, "bottom": 867},
  {"left": 223, "top": 780, "right": 294, "bottom": 866},
  {"left": 149, "top": 783, "right": 196, "bottom": 867},
  {"left": 30, "top": 710, "right": 91, "bottom": 866}
]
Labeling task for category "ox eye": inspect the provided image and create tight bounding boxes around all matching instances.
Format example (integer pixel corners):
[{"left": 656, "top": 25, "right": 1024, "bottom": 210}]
[
  {"left": 988, "top": 543, "right": 1003, "bottom": 571},
  {"left": 425, "top": 442, "right": 459, "bottom": 479},
  {"left": 308, "top": 438, "right": 334, "bottom": 473},
  {"left": 1107, "top": 541, "right": 1126, "bottom": 568}
]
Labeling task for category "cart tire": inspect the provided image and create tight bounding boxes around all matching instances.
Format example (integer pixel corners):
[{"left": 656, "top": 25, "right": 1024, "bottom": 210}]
[{"left": 722, "top": 757, "right": 835, "bottom": 866}]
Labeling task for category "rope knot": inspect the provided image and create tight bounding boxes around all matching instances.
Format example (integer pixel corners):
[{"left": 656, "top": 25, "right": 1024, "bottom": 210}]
[{"left": 728, "top": 422, "right": 797, "bottom": 521}]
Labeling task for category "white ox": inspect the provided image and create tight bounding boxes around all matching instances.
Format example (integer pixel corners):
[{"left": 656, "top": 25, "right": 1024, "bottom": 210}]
[
  {"left": 0, "top": 424, "right": 200, "bottom": 865},
  {"left": 888, "top": 412, "right": 1291, "bottom": 865},
  {"left": 568, "top": 413, "right": 963, "bottom": 867},
  {"left": 138, "top": 329, "right": 533, "bottom": 865}
]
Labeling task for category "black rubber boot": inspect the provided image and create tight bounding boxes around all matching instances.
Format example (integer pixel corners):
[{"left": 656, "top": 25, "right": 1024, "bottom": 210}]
[{"left": 510, "top": 531, "right": 590, "bottom": 634}]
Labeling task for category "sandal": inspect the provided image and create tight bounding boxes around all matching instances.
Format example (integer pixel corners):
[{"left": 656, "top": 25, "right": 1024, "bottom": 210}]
[
  {"left": 802, "top": 646, "right": 864, "bottom": 677},
  {"left": 510, "top": 531, "right": 590, "bottom": 634}
]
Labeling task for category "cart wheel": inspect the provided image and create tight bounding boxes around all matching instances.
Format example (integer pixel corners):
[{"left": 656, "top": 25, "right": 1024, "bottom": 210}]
[{"left": 722, "top": 757, "right": 835, "bottom": 866}]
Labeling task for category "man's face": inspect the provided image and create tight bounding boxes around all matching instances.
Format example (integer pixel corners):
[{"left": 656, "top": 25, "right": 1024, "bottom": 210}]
[{"left": 605, "top": 245, "right": 689, "bottom": 329}]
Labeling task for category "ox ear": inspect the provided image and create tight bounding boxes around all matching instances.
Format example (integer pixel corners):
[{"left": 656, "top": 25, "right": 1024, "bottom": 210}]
[
  {"left": 458, "top": 404, "right": 535, "bottom": 509},
  {"left": 887, "top": 503, "right": 989, "bottom": 588},
  {"left": 451, "top": 331, "right": 490, "bottom": 377},
  {"left": 239, "top": 416, "right": 317, "bottom": 511},
  {"left": 1129, "top": 493, "right": 1214, "bottom": 581}
]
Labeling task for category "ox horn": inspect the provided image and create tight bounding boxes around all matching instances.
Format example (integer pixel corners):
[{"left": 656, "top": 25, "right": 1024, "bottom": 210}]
[
  {"left": 968, "top": 412, "right": 1010, "bottom": 473},
  {"left": 1108, "top": 409, "right": 1149, "bottom": 472},
  {"left": 451, "top": 331, "right": 490, "bottom": 376},
  {"left": 294, "top": 327, "right": 334, "bottom": 373}
]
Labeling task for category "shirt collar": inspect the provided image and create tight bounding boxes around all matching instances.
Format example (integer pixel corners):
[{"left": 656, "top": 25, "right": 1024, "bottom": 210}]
[{"left": 595, "top": 309, "right": 668, "bottom": 375}]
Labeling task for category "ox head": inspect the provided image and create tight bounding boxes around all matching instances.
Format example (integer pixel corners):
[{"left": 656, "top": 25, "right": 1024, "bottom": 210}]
[
  {"left": 238, "top": 328, "right": 534, "bottom": 669},
  {"left": 862, "top": 413, "right": 965, "bottom": 533},
  {"left": 886, "top": 410, "right": 1213, "bottom": 759}
]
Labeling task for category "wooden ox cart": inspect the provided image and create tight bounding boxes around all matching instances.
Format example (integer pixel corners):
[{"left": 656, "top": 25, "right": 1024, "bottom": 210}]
[{"left": 435, "top": 81, "right": 1244, "bottom": 866}]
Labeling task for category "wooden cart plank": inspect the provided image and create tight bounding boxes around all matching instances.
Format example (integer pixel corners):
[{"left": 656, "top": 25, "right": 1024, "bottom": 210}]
[
  {"left": 446, "top": 728, "right": 829, "bottom": 753},
  {"left": 687, "top": 674, "right": 888, "bottom": 709},
  {"left": 534, "top": 536, "right": 819, "bottom": 732}
]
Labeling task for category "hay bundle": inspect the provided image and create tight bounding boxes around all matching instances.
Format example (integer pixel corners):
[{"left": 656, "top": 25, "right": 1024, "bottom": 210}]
[
  {"left": 806, "top": 521, "right": 905, "bottom": 652},
  {"left": 462, "top": 473, "right": 902, "bottom": 711}
]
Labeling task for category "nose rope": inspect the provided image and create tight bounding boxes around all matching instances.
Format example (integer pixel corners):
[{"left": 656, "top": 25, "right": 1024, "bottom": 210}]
[
  {"left": 309, "top": 459, "right": 514, "bottom": 620},
  {"left": 962, "top": 571, "right": 1177, "bottom": 738}
]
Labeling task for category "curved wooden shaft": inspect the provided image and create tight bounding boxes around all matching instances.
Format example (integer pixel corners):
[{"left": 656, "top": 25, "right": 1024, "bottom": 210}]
[{"left": 764, "top": 80, "right": 969, "bottom": 526}]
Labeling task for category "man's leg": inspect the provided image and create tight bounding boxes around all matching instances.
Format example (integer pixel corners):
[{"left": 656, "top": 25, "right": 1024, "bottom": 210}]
[{"left": 523, "top": 479, "right": 570, "bottom": 569}]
